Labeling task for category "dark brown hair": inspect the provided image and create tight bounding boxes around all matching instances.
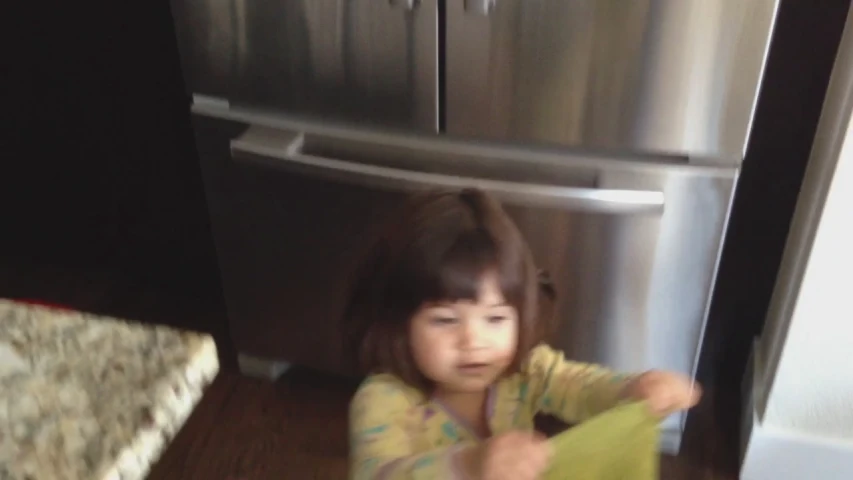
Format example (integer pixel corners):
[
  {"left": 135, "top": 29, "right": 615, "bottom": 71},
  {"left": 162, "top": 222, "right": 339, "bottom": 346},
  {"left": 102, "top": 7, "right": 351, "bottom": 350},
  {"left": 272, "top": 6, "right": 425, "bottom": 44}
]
[{"left": 342, "top": 188, "right": 556, "bottom": 391}]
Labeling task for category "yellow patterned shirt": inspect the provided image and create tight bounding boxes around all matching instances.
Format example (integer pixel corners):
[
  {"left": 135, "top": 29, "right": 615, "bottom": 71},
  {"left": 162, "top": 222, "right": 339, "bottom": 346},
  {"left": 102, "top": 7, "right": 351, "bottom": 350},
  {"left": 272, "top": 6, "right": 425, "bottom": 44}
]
[{"left": 348, "top": 344, "right": 632, "bottom": 479}]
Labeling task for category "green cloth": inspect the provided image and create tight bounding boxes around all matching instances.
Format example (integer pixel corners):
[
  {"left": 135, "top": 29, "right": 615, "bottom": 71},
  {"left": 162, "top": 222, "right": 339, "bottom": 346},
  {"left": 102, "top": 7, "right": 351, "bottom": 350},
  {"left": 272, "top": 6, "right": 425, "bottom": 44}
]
[{"left": 544, "top": 402, "right": 660, "bottom": 480}]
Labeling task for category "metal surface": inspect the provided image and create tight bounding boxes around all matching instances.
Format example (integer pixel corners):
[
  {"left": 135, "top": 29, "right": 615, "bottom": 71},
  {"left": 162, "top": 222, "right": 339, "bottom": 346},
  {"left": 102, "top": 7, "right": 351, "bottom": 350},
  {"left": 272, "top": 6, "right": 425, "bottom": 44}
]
[
  {"left": 170, "top": 0, "right": 438, "bottom": 130},
  {"left": 230, "top": 126, "right": 666, "bottom": 215},
  {"left": 465, "top": 0, "right": 497, "bottom": 15},
  {"left": 389, "top": 0, "right": 418, "bottom": 10},
  {"left": 191, "top": 107, "right": 738, "bottom": 446},
  {"left": 191, "top": 100, "right": 739, "bottom": 171},
  {"left": 446, "top": 0, "right": 779, "bottom": 160}
]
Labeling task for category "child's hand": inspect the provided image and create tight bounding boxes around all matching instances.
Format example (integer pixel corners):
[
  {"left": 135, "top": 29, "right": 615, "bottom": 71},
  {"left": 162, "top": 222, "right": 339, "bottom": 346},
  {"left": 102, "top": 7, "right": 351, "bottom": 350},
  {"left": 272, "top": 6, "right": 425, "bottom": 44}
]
[
  {"left": 461, "top": 431, "right": 552, "bottom": 480},
  {"left": 623, "top": 370, "right": 702, "bottom": 417}
]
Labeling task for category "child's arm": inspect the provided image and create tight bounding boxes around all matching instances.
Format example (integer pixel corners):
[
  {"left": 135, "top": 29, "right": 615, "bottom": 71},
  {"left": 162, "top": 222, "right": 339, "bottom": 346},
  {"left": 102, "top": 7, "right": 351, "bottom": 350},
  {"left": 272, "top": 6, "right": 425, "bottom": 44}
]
[
  {"left": 523, "top": 344, "right": 633, "bottom": 424},
  {"left": 349, "top": 376, "right": 471, "bottom": 479}
]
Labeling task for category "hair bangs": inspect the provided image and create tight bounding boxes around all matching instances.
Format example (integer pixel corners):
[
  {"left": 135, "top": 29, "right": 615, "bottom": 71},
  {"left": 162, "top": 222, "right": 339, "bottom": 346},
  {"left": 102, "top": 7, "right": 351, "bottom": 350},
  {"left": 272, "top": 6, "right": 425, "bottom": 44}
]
[{"left": 425, "top": 228, "right": 525, "bottom": 307}]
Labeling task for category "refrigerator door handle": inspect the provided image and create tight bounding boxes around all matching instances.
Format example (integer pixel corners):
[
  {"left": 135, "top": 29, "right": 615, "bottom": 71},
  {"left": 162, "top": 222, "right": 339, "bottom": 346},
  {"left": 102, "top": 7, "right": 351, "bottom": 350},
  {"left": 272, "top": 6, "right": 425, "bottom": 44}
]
[{"left": 230, "top": 127, "right": 664, "bottom": 215}]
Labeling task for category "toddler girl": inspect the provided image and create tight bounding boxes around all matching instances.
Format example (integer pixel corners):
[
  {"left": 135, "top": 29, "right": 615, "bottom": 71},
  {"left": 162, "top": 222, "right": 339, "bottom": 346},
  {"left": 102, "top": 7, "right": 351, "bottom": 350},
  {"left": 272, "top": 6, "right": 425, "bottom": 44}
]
[{"left": 344, "top": 188, "right": 700, "bottom": 480}]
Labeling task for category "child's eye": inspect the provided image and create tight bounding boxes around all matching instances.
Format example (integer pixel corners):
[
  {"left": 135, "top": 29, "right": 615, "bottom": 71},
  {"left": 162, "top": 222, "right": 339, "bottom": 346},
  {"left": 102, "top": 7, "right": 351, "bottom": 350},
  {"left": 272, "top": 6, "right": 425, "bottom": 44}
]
[
  {"left": 432, "top": 317, "right": 457, "bottom": 325},
  {"left": 487, "top": 315, "right": 506, "bottom": 324}
]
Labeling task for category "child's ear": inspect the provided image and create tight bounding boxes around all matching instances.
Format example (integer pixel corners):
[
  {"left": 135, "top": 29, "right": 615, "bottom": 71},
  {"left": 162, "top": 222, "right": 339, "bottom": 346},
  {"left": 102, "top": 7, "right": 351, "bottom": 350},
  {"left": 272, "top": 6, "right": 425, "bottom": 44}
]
[
  {"left": 537, "top": 268, "right": 555, "bottom": 300},
  {"left": 536, "top": 268, "right": 558, "bottom": 343}
]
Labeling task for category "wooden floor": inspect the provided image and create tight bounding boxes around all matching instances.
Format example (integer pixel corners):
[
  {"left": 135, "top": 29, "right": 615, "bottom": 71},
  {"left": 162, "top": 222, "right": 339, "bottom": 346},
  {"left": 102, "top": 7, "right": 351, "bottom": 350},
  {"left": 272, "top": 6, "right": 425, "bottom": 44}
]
[{"left": 0, "top": 262, "right": 744, "bottom": 479}]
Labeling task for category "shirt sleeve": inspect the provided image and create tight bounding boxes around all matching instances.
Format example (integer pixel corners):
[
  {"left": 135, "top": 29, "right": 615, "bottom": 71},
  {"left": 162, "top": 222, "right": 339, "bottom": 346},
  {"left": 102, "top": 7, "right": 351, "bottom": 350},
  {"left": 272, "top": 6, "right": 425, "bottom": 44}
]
[
  {"left": 349, "top": 375, "right": 470, "bottom": 480},
  {"left": 522, "top": 344, "right": 632, "bottom": 424}
]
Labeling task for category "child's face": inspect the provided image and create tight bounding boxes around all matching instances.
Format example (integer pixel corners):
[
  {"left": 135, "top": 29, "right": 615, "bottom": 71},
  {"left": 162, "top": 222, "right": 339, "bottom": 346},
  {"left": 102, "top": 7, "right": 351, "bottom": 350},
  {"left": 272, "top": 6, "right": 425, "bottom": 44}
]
[{"left": 409, "top": 273, "right": 519, "bottom": 393}]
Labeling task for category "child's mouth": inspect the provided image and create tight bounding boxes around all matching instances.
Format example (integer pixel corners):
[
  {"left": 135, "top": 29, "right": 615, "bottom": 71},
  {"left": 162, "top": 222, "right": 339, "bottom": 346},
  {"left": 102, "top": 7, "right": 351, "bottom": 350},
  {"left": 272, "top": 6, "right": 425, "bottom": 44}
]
[{"left": 456, "top": 362, "right": 491, "bottom": 375}]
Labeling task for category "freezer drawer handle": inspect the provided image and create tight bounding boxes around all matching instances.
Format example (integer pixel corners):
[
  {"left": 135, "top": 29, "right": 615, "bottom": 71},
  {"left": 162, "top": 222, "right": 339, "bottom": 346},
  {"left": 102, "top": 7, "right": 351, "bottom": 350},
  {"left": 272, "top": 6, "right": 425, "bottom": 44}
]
[
  {"left": 465, "top": 0, "right": 496, "bottom": 15},
  {"left": 230, "top": 128, "right": 664, "bottom": 215}
]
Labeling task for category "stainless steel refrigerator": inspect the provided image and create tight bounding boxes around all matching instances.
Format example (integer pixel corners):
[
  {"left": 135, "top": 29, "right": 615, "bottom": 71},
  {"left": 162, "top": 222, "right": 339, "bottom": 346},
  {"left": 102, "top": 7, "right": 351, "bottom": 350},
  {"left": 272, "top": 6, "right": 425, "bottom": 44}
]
[{"left": 170, "top": 0, "right": 780, "bottom": 453}]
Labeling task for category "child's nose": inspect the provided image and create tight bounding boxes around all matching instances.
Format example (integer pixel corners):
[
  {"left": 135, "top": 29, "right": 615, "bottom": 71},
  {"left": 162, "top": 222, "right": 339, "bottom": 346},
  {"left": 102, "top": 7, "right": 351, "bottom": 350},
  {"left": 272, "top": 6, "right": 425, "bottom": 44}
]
[{"left": 459, "top": 321, "right": 486, "bottom": 349}]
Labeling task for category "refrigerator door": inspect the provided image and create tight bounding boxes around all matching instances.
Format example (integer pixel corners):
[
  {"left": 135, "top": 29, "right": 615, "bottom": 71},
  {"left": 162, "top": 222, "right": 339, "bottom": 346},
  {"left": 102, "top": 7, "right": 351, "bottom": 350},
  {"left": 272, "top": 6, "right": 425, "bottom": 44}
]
[
  {"left": 445, "top": 0, "right": 778, "bottom": 160},
  {"left": 170, "top": 0, "right": 438, "bottom": 131}
]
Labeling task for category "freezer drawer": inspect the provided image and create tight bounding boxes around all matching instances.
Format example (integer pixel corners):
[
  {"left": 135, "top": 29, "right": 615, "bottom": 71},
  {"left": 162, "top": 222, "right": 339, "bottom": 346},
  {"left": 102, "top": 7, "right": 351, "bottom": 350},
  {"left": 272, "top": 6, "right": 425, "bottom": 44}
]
[
  {"left": 195, "top": 107, "right": 734, "bottom": 370},
  {"left": 170, "top": 0, "right": 438, "bottom": 131},
  {"left": 193, "top": 109, "right": 736, "bottom": 451},
  {"left": 446, "top": 0, "right": 778, "bottom": 160}
]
